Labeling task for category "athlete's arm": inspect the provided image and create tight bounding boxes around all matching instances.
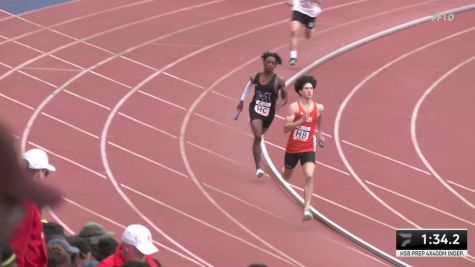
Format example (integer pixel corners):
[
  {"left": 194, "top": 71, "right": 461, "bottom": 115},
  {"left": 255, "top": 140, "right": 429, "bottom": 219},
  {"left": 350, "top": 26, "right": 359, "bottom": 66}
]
[
  {"left": 236, "top": 75, "right": 254, "bottom": 111},
  {"left": 277, "top": 76, "right": 288, "bottom": 107},
  {"left": 316, "top": 104, "right": 325, "bottom": 147},
  {"left": 283, "top": 102, "right": 305, "bottom": 133}
]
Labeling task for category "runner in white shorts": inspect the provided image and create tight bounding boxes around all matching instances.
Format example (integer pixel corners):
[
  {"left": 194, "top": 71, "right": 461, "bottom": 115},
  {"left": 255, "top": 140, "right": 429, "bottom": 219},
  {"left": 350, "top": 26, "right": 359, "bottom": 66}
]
[{"left": 289, "top": 0, "right": 322, "bottom": 66}]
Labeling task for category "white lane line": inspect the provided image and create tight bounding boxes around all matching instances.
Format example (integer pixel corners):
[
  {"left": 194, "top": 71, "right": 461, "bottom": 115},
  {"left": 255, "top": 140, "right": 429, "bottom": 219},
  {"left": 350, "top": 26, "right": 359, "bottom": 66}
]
[
  {"left": 366, "top": 180, "right": 475, "bottom": 226},
  {"left": 118, "top": 112, "right": 178, "bottom": 139},
  {"left": 411, "top": 54, "right": 475, "bottom": 209},
  {"left": 108, "top": 141, "right": 188, "bottom": 178},
  {"left": 91, "top": 71, "right": 132, "bottom": 88},
  {"left": 203, "top": 183, "right": 290, "bottom": 222},
  {"left": 163, "top": 71, "right": 206, "bottom": 89},
  {"left": 137, "top": 90, "right": 187, "bottom": 111},
  {"left": 21, "top": 67, "right": 81, "bottom": 72},
  {"left": 17, "top": 69, "right": 58, "bottom": 88},
  {"left": 186, "top": 141, "right": 247, "bottom": 169},
  {"left": 150, "top": 42, "right": 206, "bottom": 48},
  {"left": 448, "top": 180, "right": 475, "bottom": 194},
  {"left": 342, "top": 140, "right": 431, "bottom": 175},
  {"left": 0, "top": 92, "right": 34, "bottom": 110},
  {"left": 63, "top": 89, "right": 111, "bottom": 110},
  {"left": 41, "top": 112, "right": 100, "bottom": 139}
]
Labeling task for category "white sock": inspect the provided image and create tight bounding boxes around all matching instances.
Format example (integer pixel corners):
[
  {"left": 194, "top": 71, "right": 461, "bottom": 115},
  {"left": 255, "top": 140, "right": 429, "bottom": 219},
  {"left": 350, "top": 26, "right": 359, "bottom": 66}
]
[{"left": 290, "top": 50, "right": 297, "bottom": 59}]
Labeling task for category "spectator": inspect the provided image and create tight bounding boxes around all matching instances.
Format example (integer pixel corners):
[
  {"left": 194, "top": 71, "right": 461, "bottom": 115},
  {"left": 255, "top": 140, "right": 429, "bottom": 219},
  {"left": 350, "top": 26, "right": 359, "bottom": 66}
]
[
  {"left": 97, "top": 225, "right": 159, "bottom": 267},
  {"left": 79, "top": 222, "right": 114, "bottom": 246},
  {"left": 47, "top": 235, "right": 79, "bottom": 255},
  {"left": 66, "top": 235, "right": 97, "bottom": 267},
  {"left": 9, "top": 148, "right": 60, "bottom": 267},
  {"left": 43, "top": 222, "right": 65, "bottom": 241},
  {"left": 94, "top": 237, "right": 118, "bottom": 262},
  {"left": 0, "top": 121, "right": 61, "bottom": 242},
  {"left": 46, "top": 245, "right": 70, "bottom": 267}
]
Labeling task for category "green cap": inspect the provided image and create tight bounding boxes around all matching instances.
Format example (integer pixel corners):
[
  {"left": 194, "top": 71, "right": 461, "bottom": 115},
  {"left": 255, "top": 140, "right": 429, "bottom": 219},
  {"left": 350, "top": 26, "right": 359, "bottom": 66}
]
[{"left": 79, "top": 222, "right": 114, "bottom": 245}]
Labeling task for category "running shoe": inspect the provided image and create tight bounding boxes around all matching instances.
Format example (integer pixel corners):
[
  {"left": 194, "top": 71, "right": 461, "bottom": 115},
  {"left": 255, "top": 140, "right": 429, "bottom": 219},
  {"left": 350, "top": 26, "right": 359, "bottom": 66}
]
[
  {"left": 289, "top": 58, "right": 297, "bottom": 66},
  {"left": 303, "top": 209, "right": 313, "bottom": 221},
  {"left": 256, "top": 168, "right": 264, "bottom": 178}
]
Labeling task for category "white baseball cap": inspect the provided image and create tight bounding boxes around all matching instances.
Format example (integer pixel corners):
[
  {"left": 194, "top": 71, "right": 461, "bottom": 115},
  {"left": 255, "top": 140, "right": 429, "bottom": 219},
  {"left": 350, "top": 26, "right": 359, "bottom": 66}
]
[
  {"left": 122, "top": 224, "right": 158, "bottom": 255},
  {"left": 24, "top": 148, "right": 56, "bottom": 172}
]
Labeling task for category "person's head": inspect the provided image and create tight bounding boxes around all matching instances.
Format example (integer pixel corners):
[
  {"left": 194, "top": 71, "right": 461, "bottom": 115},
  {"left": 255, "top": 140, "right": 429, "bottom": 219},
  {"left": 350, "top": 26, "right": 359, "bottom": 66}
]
[
  {"left": 43, "top": 222, "right": 65, "bottom": 241},
  {"left": 66, "top": 235, "right": 94, "bottom": 265},
  {"left": 24, "top": 148, "right": 56, "bottom": 180},
  {"left": 79, "top": 222, "right": 114, "bottom": 245},
  {"left": 261, "top": 51, "right": 282, "bottom": 72},
  {"left": 46, "top": 244, "right": 71, "bottom": 267},
  {"left": 47, "top": 235, "right": 80, "bottom": 267},
  {"left": 120, "top": 225, "right": 158, "bottom": 262},
  {"left": 294, "top": 75, "right": 317, "bottom": 97}
]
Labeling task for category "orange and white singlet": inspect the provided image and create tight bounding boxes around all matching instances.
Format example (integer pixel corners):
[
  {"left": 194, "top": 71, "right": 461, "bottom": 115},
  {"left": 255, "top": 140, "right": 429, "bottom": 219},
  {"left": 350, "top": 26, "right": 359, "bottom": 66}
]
[{"left": 286, "top": 100, "right": 318, "bottom": 153}]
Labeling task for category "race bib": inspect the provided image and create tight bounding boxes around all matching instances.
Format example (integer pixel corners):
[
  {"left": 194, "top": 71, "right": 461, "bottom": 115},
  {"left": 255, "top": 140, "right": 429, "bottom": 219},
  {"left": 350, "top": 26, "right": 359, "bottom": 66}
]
[
  {"left": 254, "top": 100, "right": 271, "bottom": 116},
  {"left": 293, "top": 125, "right": 311, "bottom": 141}
]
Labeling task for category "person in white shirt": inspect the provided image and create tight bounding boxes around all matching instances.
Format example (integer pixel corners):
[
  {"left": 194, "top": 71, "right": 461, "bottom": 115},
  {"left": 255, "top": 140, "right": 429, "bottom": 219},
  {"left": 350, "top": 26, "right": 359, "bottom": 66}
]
[{"left": 289, "top": 0, "right": 323, "bottom": 66}]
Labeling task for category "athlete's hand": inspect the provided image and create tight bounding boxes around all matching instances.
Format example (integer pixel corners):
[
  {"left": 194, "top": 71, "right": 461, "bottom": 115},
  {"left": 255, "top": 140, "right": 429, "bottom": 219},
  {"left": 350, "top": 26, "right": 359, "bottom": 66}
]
[
  {"left": 236, "top": 101, "right": 243, "bottom": 112},
  {"left": 317, "top": 134, "right": 325, "bottom": 148}
]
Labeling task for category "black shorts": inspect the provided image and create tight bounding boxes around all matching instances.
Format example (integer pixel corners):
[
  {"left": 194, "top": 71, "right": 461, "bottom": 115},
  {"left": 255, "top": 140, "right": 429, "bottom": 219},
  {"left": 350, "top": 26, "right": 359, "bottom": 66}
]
[
  {"left": 284, "top": 151, "right": 315, "bottom": 170},
  {"left": 291, "top": 10, "right": 316, "bottom": 29},
  {"left": 249, "top": 108, "right": 274, "bottom": 129}
]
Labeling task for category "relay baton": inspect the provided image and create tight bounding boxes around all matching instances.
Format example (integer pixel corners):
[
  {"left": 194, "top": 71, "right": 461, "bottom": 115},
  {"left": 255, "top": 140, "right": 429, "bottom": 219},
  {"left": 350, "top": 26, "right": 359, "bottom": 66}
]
[{"left": 234, "top": 110, "right": 241, "bottom": 120}]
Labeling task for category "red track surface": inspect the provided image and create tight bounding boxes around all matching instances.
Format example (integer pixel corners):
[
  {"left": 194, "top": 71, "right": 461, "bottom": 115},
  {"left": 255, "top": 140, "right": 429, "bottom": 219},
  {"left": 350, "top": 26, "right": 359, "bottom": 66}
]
[{"left": 1, "top": 0, "right": 474, "bottom": 266}]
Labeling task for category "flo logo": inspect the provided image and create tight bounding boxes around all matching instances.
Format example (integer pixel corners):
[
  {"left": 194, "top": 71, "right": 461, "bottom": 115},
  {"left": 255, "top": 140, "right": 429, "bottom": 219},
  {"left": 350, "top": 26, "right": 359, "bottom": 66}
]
[{"left": 398, "top": 233, "right": 412, "bottom": 248}]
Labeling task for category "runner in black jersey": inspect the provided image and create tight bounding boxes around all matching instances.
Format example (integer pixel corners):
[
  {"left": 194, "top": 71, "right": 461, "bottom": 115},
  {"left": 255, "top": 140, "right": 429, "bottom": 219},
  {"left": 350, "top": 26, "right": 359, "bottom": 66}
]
[{"left": 236, "top": 51, "right": 288, "bottom": 177}]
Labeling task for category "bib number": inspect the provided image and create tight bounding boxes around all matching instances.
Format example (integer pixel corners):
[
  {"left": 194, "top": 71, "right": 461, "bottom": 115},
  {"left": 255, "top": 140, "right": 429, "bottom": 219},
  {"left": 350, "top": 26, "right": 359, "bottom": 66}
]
[
  {"left": 254, "top": 100, "right": 271, "bottom": 116},
  {"left": 293, "top": 126, "right": 311, "bottom": 141}
]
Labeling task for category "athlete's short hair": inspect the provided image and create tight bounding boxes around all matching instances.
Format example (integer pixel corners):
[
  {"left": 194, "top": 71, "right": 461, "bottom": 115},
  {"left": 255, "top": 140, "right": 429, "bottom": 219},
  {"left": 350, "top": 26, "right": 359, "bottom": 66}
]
[
  {"left": 261, "top": 51, "right": 282, "bottom": 65},
  {"left": 294, "top": 75, "right": 317, "bottom": 95}
]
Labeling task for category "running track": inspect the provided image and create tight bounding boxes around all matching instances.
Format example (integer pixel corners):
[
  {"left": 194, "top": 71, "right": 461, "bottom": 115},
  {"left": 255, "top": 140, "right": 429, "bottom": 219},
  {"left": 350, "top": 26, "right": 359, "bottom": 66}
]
[{"left": 1, "top": 0, "right": 474, "bottom": 266}]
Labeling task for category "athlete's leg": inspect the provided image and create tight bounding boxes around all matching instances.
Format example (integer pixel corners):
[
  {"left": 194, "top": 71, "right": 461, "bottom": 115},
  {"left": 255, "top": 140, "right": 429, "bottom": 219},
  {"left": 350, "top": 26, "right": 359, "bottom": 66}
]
[
  {"left": 302, "top": 161, "right": 315, "bottom": 213},
  {"left": 250, "top": 119, "right": 264, "bottom": 171},
  {"left": 282, "top": 167, "right": 294, "bottom": 181},
  {"left": 304, "top": 27, "right": 313, "bottom": 39},
  {"left": 289, "top": 20, "right": 302, "bottom": 64},
  {"left": 289, "top": 20, "right": 301, "bottom": 52},
  {"left": 282, "top": 152, "right": 298, "bottom": 180}
]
